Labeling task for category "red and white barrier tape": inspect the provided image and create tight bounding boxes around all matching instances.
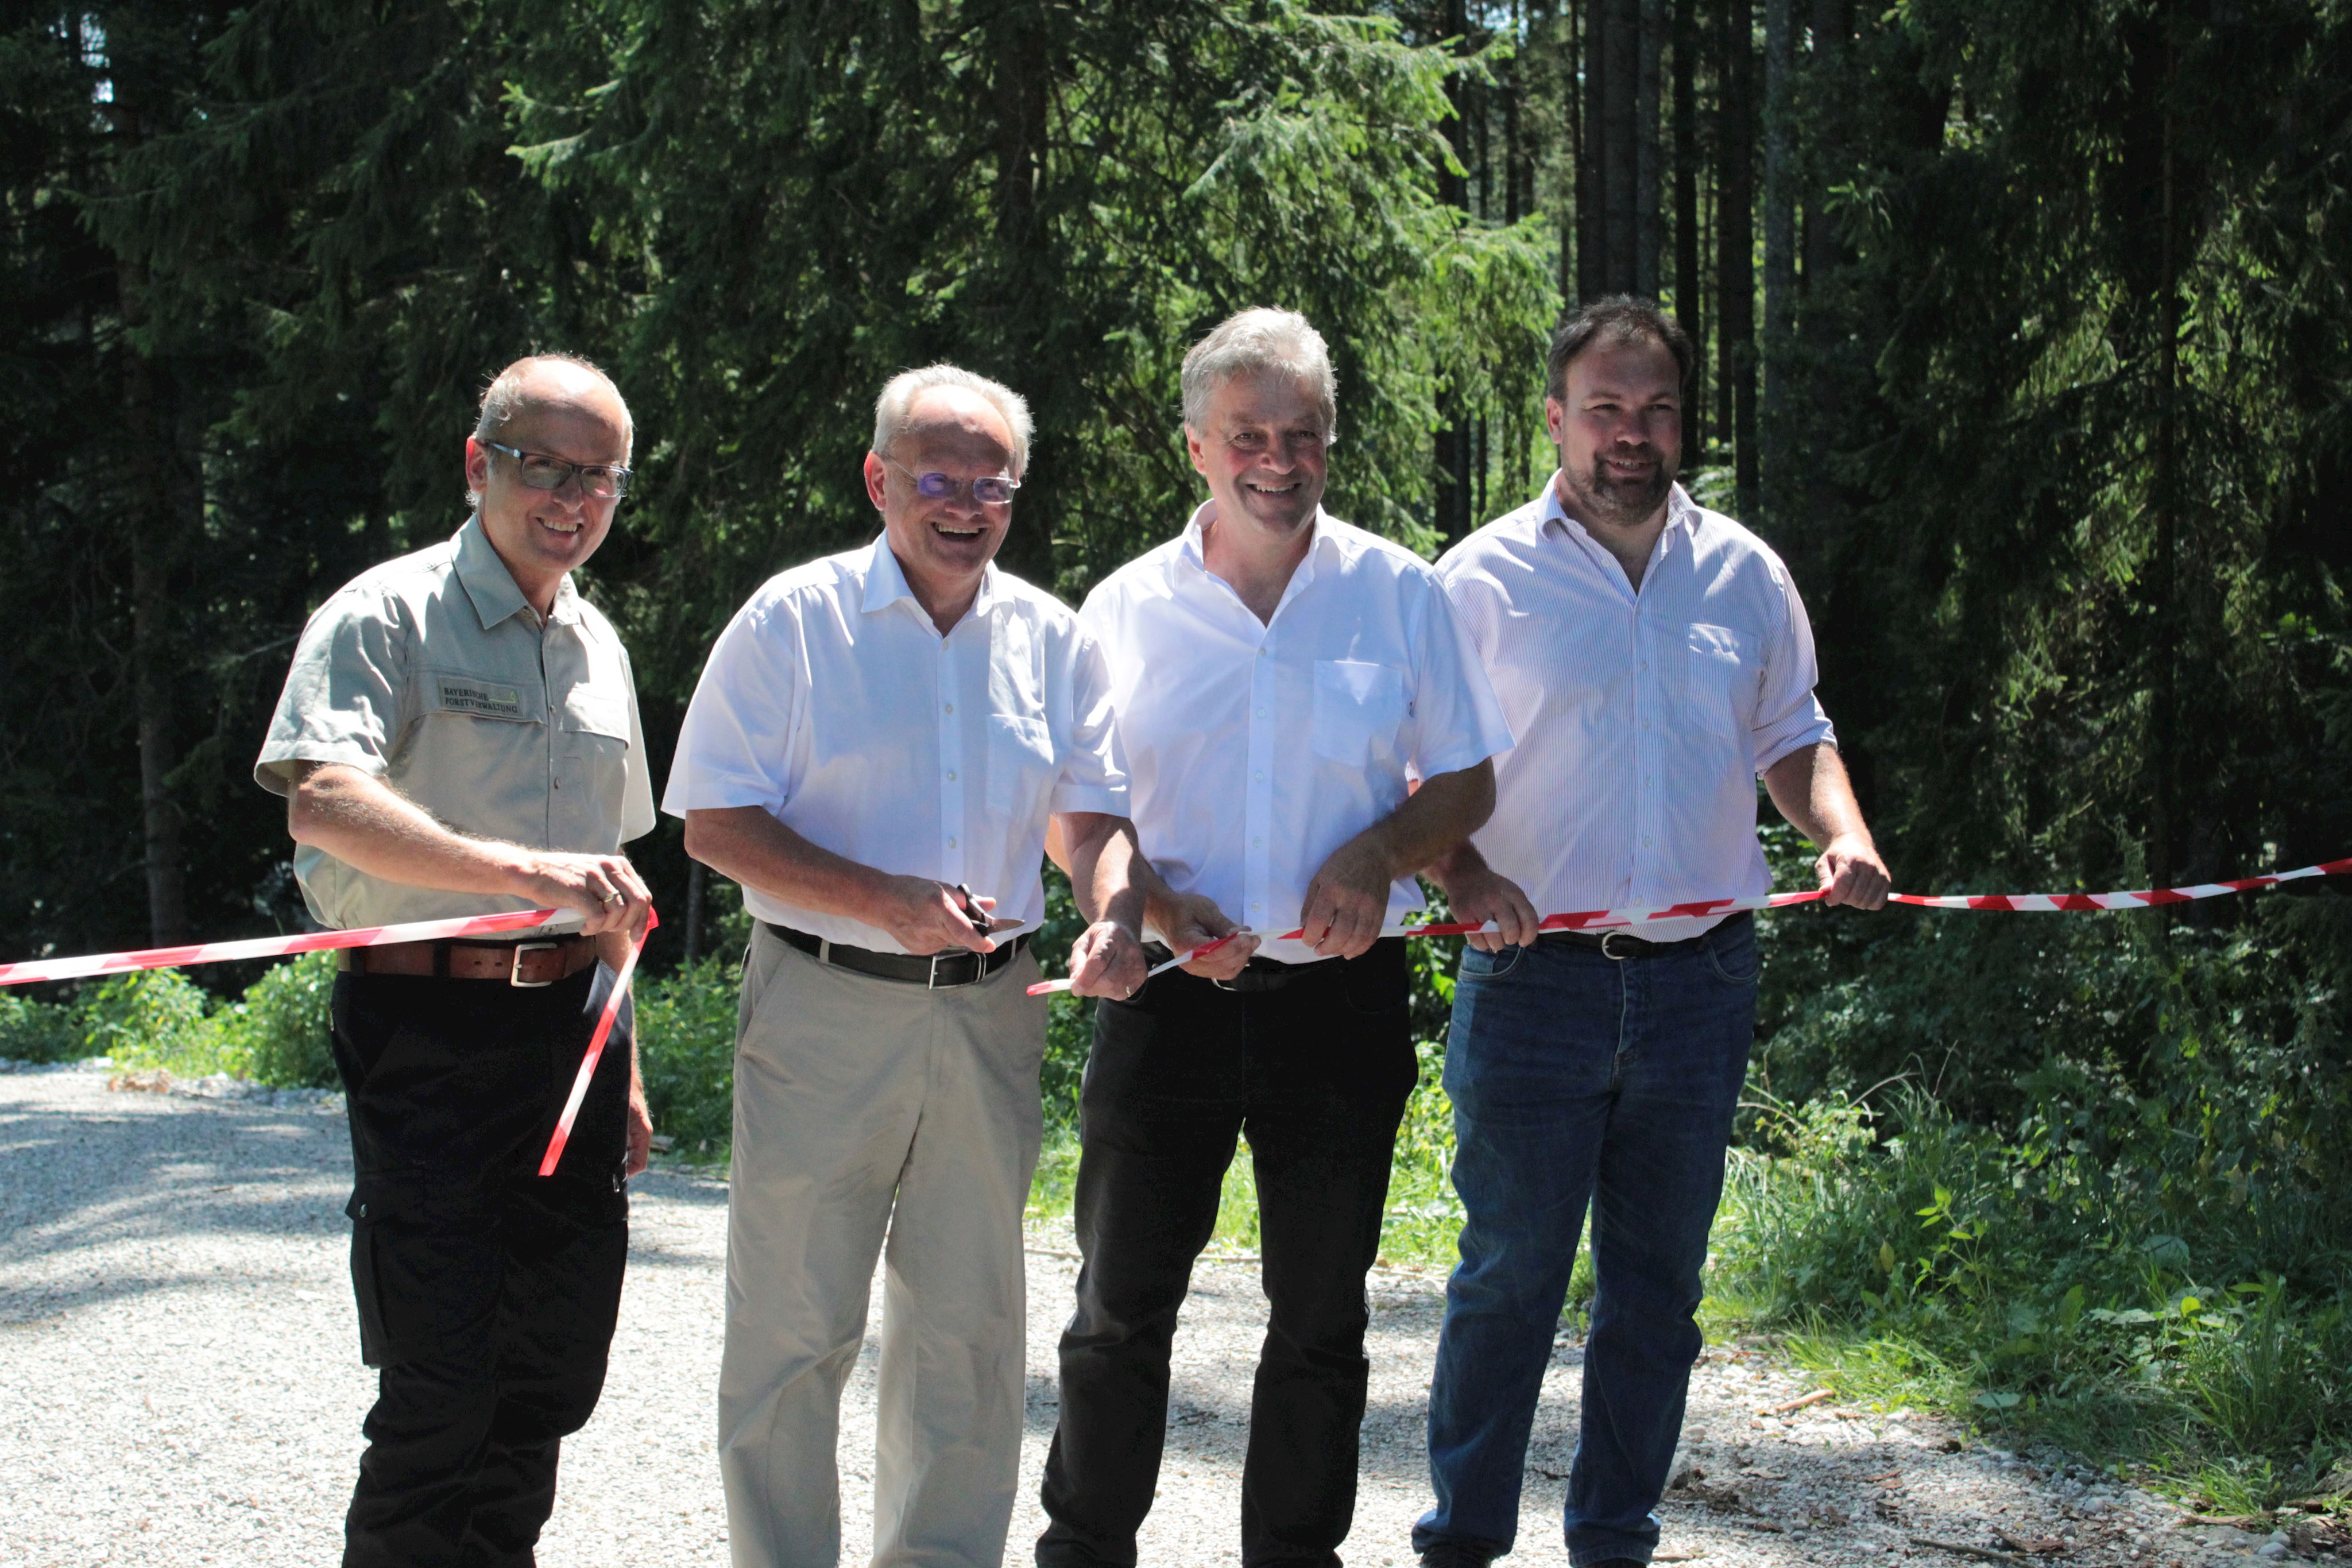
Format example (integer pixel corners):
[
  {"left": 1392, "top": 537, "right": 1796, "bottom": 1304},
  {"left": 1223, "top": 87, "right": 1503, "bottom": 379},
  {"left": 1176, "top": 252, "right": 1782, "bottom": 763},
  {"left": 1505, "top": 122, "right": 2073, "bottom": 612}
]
[
  {"left": 0, "top": 907, "right": 581, "bottom": 988},
  {"left": 539, "top": 909, "right": 656, "bottom": 1178},
  {"left": 0, "top": 904, "right": 653, "bottom": 1179},
  {"left": 1025, "top": 857, "right": 2352, "bottom": 996}
]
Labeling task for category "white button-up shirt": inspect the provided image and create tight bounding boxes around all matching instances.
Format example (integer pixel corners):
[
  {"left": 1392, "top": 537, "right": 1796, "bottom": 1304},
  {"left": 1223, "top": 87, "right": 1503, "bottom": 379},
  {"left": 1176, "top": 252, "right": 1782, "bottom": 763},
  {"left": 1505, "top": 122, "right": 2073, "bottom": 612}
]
[
  {"left": 1437, "top": 477, "right": 1835, "bottom": 941},
  {"left": 1083, "top": 503, "right": 1512, "bottom": 965},
  {"left": 663, "top": 535, "right": 1128, "bottom": 953}
]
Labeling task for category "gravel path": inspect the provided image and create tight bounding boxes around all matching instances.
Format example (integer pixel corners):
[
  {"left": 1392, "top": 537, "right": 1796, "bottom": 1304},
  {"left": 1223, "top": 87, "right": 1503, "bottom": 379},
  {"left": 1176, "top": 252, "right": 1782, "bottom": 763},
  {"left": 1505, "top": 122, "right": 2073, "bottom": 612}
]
[{"left": 0, "top": 1064, "right": 2293, "bottom": 1567}]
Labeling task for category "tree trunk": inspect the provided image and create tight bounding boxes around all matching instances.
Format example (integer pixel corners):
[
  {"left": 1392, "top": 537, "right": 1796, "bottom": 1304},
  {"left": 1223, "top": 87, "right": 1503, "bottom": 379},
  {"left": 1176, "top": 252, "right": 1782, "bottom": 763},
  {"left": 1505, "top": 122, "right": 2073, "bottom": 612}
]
[
  {"left": 1759, "top": 0, "right": 1794, "bottom": 524},
  {"left": 1634, "top": 0, "right": 1666, "bottom": 295},
  {"left": 1673, "top": 0, "right": 1702, "bottom": 453},
  {"left": 1437, "top": 0, "right": 1474, "bottom": 541},
  {"left": 1719, "top": 0, "right": 1758, "bottom": 516},
  {"left": 1576, "top": 0, "right": 1604, "bottom": 299},
  {"left": 1504, "top": 7, "right": 1526, "bottom": 223},
  {"left": 1602, "top": 0, "right": 1639, "bottom": 290},
  {"left": 118, "top": 261, "right": 188, "bottom": 949},
  {"left": 2149, "top": 42, "right": 2180, "bottom": 892},
  {"left": 1800, "top": 0, "right": 1852, "bottom": 537}
]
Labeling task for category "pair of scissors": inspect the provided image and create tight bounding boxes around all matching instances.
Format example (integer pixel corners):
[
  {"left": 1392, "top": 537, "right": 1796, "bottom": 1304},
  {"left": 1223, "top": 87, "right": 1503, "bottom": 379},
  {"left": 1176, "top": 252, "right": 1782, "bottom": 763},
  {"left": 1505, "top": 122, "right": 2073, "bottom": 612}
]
[{"left": 951, "top": 883, "right": 992, "bottom": 936}]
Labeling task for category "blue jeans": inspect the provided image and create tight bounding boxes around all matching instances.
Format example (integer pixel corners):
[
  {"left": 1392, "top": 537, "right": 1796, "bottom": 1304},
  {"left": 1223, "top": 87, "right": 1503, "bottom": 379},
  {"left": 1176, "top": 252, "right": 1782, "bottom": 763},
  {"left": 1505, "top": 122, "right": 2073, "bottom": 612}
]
[{"left": 1414, "top": 916, "right": 1759, "bottom": 1567}]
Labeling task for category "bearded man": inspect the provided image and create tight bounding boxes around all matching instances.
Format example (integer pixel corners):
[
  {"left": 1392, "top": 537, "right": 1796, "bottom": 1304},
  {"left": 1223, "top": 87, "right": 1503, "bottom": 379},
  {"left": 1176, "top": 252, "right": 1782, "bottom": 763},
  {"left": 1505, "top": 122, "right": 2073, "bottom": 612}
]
[{"left": 1409, "top": 297, "right": 1890, "bottom": 1568}]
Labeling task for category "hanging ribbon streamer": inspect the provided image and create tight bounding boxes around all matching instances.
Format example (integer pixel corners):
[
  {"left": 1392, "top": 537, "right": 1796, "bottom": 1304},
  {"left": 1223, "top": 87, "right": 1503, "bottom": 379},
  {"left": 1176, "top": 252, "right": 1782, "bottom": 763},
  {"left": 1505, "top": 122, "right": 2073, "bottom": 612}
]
[
  {"left": 1024, "top": 857, "right": 2352, "bottom": 996},
  {"left": 539, "top": 909, "right": 658, "bottom": 1178}
]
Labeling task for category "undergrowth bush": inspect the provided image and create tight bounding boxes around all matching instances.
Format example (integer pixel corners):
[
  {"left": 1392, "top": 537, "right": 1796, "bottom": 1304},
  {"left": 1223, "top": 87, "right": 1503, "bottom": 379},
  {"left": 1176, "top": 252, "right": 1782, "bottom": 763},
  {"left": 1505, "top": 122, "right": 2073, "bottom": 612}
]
[
  {"left": 34, "top": 951, "right": 345, "bottom": 1086},
  {"left": 0, "top": 990, "right": 84, "bottom": 1062},
  {"left": 633, "top": 954, "right": 740, "bottom": 1158}
]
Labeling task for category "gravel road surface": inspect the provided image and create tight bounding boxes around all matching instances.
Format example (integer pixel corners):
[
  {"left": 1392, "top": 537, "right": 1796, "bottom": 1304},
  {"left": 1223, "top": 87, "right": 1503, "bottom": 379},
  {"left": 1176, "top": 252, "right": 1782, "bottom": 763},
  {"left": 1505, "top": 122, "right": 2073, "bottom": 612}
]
[{"left": 1, "top": 1063, "right": 2281, "bottom": 1567}]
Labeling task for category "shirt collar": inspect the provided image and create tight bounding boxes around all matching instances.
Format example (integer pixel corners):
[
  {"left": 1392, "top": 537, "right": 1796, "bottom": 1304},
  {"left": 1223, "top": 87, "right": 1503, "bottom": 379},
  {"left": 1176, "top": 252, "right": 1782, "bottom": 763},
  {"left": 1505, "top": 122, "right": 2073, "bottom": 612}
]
[
  {"left": 453, "top": 515, "right": 579, "bottom": 631},
  {"left": 1175, "top": 498, "right": 1343, "bottom": 594},
  {"left": 1538, "top": 473, "right": 1699, "bottom": 555},
  {"left": 860, "top": 532, "right": 999, "bottom": 624}
]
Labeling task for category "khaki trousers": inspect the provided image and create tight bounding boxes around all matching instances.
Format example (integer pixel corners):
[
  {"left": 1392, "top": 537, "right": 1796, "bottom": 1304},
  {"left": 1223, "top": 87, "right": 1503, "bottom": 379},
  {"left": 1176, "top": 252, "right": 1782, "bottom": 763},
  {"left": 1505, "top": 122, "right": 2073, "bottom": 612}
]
[{"left": 719, "top": 923, "right": 1047, "bottom": 1568}]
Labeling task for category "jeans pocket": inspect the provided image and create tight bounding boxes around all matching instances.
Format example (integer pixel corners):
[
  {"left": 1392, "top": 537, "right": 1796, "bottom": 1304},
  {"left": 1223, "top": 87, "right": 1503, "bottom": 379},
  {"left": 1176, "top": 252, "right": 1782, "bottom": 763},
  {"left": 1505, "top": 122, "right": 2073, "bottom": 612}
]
[
  {"left": 1703, "top": 919, "right": 1761, "bottom": 986},
  {"left": 1459, "top": 942, "right": 1526, "bottom": 982}
]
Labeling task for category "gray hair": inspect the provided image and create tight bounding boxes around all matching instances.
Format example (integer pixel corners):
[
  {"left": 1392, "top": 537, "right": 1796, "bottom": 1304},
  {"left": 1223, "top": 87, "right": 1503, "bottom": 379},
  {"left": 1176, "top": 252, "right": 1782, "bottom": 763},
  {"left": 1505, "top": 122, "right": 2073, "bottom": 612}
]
[
  {"left": 872, "top": 364, "right": 1034, "bottom": 478},
  {"left": 1179, "top": 308, "right": 1339, "bottom": 438}
]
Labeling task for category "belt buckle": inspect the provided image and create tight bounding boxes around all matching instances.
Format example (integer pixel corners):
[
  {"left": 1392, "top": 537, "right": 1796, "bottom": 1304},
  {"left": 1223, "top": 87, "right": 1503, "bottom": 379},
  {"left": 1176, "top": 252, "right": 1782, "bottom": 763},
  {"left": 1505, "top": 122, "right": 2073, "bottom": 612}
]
[
  {"left": 509, "top": 940, "right": 561, "bottom": 987},
  {"left": 1599, "top": 931, "right": 1639, "bottom": 961},
  {"left": 929, "top": 951, "right": 976, "bottom": 989}
]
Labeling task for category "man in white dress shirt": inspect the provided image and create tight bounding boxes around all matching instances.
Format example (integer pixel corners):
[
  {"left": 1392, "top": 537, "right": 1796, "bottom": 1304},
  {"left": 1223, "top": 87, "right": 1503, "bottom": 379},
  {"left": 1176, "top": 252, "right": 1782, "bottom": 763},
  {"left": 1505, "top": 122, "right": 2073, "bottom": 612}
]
[
  {"left": 1410, "top": 297, "right": 1891, "bottom": 1568},
  {"left": 1036, "top": 309, "right": 1514, "bottom": 1568},
  {"left": 666, "top": 365, "right": 1155, "bottom": 1568}
]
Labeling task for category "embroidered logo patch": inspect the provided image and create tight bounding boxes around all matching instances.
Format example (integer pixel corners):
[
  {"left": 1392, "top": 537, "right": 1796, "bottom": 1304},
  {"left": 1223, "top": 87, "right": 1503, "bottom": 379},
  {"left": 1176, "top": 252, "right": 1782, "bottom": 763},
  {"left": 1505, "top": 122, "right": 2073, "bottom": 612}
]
[{"left": 434, "top": 675, "right": 525, "bottom": 718}]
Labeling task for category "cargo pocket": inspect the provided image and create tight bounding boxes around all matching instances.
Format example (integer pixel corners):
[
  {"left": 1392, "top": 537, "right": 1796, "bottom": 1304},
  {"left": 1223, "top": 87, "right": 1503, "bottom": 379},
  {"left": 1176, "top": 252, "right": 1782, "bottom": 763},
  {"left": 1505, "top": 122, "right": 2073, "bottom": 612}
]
[{"left": 344, "top": 1179, "right": 500, "bottom": 1369}]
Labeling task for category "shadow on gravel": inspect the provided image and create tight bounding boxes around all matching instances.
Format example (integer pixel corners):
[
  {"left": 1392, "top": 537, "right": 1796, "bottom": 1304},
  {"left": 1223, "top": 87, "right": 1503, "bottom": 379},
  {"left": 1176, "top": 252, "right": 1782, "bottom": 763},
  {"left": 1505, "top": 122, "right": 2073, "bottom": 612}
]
[
  {"left": 0, "top": 1085, "right": 730, "bottom": 1297},
  {"left": 0, "top": 1089, "right": 347, "bottom": 1257}
]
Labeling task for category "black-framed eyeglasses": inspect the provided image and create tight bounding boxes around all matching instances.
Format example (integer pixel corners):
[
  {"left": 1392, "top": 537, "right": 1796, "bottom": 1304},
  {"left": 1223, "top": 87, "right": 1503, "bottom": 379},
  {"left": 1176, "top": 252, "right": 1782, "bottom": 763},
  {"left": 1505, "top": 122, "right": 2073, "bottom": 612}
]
[
  {"left": 882, "top": 455, "right": 1020, "bottom": 506},
  {"left": 482, "top": 439, "right": 633, "bottom": 501}
]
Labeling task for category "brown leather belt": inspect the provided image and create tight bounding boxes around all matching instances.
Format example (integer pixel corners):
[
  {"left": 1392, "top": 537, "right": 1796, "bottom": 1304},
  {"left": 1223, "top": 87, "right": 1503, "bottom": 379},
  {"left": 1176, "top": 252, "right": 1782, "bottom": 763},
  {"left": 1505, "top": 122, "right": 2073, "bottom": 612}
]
[{"left": 336, "top": 934, "right": 599, "bottom": 986}]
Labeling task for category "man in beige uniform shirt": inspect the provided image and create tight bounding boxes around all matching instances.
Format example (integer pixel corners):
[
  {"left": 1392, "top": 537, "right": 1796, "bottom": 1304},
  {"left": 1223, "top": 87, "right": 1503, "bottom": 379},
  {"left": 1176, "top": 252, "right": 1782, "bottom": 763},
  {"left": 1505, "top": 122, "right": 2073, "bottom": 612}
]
[{"left": 256, "top": 354, "right": 658, "bottom": 1568}]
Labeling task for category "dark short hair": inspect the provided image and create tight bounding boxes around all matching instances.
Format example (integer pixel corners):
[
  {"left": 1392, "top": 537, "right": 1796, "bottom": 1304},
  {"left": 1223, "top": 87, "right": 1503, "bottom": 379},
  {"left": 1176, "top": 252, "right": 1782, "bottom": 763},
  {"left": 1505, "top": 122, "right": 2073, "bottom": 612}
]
[{"left": 1545, "top": 296, "right": 1695, "bottom": 402}]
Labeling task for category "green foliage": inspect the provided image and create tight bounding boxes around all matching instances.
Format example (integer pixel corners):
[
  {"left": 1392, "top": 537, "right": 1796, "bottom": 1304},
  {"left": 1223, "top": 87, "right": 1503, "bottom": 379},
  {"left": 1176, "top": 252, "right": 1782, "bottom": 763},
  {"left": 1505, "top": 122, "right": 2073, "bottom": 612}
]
[
  {"left": 83, "top": 967, "right": 231, "bottom": 1075},
  {"left": 632, "top": 954, "right": 741, "bottom": 1160},
  {"left": 1717, "top": 1063, "right": 2351, "bottom": 1490},
  {"left": 212, "top": 951, "right": 339, "bottom": 1087},
  {"left": 1033, "top": 866, "right": 1097, "bottom": 1133},
  {"left": 0, "top": 954, "right": 336, "bottom": 1087},
  {"left": 0, "top": 992, "right": 84, "bottom": 1063}
]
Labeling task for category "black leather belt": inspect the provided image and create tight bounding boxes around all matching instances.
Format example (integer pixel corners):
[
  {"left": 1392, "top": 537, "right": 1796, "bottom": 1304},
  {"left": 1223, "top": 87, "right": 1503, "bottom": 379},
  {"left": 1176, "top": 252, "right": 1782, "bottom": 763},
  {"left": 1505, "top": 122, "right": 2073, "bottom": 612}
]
[
  {"left": 1542, "top": 909, "right": 1751, "bottom": 960},
  {"left": 766, "top": 922, "right": 1026, "bottom": 988},
  {"left": 1139, "top": 942, "right": 1341, "bottom": 993}
]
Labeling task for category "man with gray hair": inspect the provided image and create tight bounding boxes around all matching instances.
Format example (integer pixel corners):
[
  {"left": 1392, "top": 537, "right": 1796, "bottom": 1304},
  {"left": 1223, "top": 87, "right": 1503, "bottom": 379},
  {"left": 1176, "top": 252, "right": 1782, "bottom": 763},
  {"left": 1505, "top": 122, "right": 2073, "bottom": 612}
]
[
  {"left": 669, "top": 363, "right": 1166, "bottom": 1568},
  {"left": 1035, "top": 309, "right": 1514, "bottom": 1567}
]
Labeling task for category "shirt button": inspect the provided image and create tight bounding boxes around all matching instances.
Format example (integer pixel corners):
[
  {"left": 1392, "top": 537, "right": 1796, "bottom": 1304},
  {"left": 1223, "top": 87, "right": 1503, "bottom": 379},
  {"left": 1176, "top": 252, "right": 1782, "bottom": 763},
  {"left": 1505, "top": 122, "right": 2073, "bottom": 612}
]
[
  {"left": 1255, "top": 707, "right": 1267, "bottom": 718},
  {"left": 945, "top": 770, "right": 957, "bottom": 781},
  {"left": 1642, "top": 721, "right": 1652, "bottom": 730},
  {"left": 947, "top": 837, "right": 959, "bottom": 850},
  {"left": 1258, "top": 648, "right": 1268, "bottom": 656},
  {"left": 943, "top": 702, "right": 954, "bottom": 714},
  {"left": 1254, "top": 771, "right": 1265, "bottom": 783},
  {"left": 1639, "top": 660, "right": 1649, "bottom": 671},
  {"left": 1252, "top": 837, "right": 1263, "bottom": 847},
  {"left": 1643, "top": 837, "right": 1654, "bottom": 847}
]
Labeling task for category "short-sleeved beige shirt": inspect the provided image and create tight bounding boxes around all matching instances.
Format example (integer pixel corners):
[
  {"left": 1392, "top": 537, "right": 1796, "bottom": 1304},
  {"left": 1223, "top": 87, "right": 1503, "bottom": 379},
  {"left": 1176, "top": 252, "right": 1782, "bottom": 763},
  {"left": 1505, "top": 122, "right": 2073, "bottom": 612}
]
[{"left": 255, "top": 517, "right": 659, "bottom": 932}]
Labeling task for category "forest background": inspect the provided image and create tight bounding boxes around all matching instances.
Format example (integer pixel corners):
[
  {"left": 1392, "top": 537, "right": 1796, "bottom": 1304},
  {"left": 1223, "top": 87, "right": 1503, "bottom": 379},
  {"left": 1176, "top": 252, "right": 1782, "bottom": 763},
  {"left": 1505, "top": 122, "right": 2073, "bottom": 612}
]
[{"left": 3, "top": 0, "right": 2350, "bottom": 1519}]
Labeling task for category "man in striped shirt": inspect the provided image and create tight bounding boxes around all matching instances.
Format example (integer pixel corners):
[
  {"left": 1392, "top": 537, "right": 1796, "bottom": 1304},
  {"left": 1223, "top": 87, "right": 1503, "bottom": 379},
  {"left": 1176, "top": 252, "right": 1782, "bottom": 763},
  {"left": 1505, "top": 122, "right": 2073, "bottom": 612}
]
[{"left": 1411, "top": 297, "right": 1889, "bottom": 1568}]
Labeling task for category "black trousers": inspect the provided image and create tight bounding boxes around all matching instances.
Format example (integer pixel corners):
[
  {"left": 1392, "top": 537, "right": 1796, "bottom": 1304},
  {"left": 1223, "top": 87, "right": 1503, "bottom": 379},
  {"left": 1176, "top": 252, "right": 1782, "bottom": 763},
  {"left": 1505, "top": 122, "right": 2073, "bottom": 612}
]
[
  {"left": 331, "top": 963, "right": 633, "bottom": 1568},
  {"left": 1038, "top": 939, "right": 1419, "bottom": 1568}
]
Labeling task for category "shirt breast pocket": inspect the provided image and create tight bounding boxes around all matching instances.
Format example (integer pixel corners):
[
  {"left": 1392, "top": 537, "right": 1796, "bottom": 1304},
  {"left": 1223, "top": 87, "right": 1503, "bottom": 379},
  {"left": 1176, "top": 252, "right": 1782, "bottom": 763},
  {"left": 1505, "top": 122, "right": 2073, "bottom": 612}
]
[
  {"left": 1684, "top": 624, "right": 1758, "bottom": 740},
  {"left": 986, "top": 713, "right": 1057, "bottom": 815},
  {"left": 1311, "top": 659, "right": 1407, "bottom": 766}
]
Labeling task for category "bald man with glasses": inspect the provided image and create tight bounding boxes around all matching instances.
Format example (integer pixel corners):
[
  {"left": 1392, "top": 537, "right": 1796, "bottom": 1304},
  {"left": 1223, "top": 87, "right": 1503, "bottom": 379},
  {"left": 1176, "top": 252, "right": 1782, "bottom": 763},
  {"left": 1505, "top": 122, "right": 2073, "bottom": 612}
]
[{"left": 256, "top": 353, "right": 658, "bottom": 1567}]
